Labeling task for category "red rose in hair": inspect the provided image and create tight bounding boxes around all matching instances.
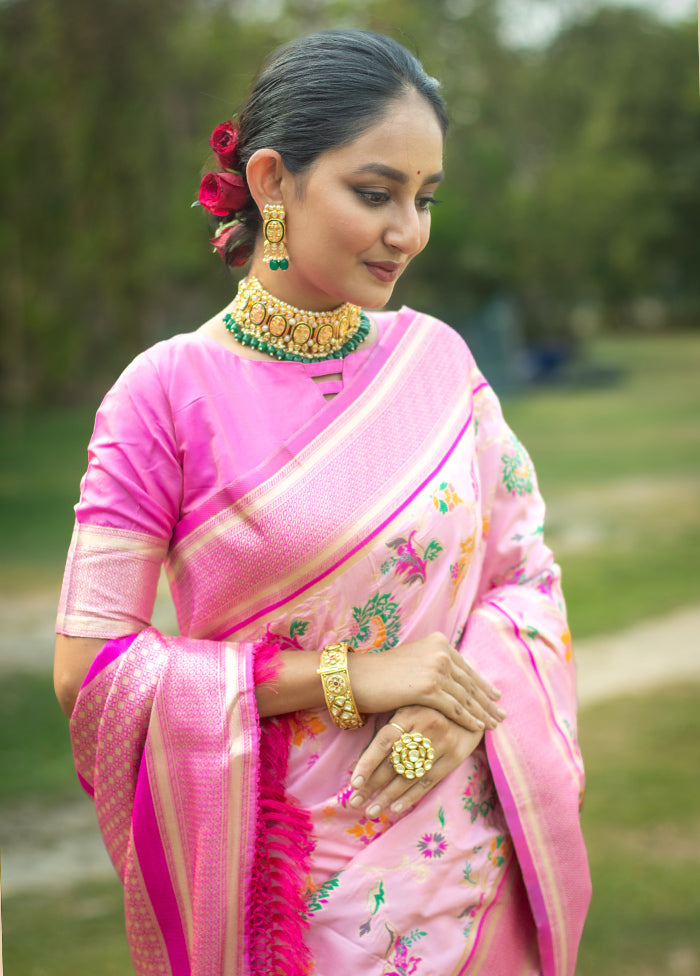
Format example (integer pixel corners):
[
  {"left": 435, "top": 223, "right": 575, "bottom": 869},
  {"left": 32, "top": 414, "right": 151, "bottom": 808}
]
[
  {"left": 210, "top": 222, "right": 253, "bottom": 267},
  {"left": 198, "top": 171, "right": 249, "bottom": 217},
  {"left": 210, "top": 121, "right": 239, "bottom": 169}
]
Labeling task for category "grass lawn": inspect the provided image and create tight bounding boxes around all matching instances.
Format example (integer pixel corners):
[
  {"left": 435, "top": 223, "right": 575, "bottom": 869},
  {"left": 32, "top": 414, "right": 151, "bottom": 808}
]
[{"left": 576, "top": 682, "right": 700, "bottom": 976}]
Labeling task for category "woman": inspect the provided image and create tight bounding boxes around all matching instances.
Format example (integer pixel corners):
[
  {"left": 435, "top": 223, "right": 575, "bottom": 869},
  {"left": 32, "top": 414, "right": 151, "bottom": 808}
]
[{"left": 54, "top": 30, "right": 590, "bottom": 976}]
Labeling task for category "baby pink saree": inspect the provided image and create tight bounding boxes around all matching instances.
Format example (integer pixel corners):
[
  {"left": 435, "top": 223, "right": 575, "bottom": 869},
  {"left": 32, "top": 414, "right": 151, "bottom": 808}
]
[{"left": 59, "top": 309, "right": 590, "bottom": 976}]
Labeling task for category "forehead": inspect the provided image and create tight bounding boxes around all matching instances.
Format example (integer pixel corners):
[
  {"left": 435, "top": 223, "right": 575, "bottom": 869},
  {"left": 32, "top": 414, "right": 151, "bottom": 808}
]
[{"left": 319, "top": 90, "right": 444, "bottom": 175}]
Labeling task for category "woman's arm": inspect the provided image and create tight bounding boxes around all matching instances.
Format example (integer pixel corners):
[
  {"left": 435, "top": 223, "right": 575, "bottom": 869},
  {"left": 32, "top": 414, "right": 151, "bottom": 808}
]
[
  {"left": 54, "top": 634, "right": 108, "bottom": 717},
  {"left": 255, "top": 632, "right": 504, "bottom": 729}
]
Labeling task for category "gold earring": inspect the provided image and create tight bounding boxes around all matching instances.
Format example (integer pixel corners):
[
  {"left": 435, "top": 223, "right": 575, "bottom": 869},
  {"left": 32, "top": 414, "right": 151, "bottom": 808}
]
[{"left": 262, "top": 204, "right": 289, "bottom": 270}]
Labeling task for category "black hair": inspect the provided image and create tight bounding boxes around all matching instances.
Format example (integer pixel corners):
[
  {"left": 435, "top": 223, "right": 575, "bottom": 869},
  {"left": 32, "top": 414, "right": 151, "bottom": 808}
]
[{"left": 218, "top": 30, "right": 448, "bottom": 268}]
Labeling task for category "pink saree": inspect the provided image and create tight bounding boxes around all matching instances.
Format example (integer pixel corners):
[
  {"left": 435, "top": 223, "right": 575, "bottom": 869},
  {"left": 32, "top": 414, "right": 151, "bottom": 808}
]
[{"left": 59, "top": 309, "right": 590, "bottom": 976}]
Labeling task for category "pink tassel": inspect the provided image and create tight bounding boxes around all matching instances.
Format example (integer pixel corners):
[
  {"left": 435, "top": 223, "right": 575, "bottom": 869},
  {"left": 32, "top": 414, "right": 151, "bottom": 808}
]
[{"left": 249, "top": 637, "right": 315, "bottom": 976}]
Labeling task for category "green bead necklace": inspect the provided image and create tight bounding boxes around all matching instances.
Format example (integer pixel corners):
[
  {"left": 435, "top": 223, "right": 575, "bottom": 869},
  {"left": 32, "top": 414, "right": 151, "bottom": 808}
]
[{"left": 223, "top": 276, "right": 371, "bottom": 363}]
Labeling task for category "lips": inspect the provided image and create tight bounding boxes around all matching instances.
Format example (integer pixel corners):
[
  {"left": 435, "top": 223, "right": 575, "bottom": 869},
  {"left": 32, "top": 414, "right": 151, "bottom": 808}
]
[{"left": 365, "top": 261, "right": 402, "bottom": 283}]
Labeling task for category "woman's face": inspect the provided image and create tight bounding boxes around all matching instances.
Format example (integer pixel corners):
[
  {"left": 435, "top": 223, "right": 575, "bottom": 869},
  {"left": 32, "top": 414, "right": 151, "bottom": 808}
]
[{"left": 262, "top": 89, "right": 444, "bottom": 311}]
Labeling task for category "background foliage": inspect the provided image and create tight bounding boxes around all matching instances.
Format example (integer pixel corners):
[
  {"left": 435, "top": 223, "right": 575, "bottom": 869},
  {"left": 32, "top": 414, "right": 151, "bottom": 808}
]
[{"left": 1, "top": 0, "right": 698, "bottom": 407}]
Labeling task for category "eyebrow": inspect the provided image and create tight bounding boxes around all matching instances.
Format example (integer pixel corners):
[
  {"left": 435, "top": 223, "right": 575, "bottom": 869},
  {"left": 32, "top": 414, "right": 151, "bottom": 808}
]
[{"left": 352, "top": 163, "right": 444, "bottom": 185}]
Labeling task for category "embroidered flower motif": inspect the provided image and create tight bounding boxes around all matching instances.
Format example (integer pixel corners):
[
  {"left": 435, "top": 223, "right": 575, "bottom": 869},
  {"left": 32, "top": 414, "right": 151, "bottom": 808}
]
[
  {"left": 383, "top": 531, "right": 443, "bottom": 586},
  {"left": 386, "top": 932, "right": 425, "bottom": 975},
  {"left": 288, "top": 711, "right": 327, "bottom": 747},
  {"left": 488, "top": 834, "right": 510, "bottom": 867},
  {"left": 303, "top": 872, "right": 342, "bottom": 916},
  {"left": 336, "top": 784, "right": 354, "bottom": 808},
  {"left": 561, "top": 627, "right": 573, "bottom": 661},
  {"left": 462, "top": 758, "right": 497, "bottom": 824},
  {"left": 501, "top": 434, "right": 534, "bottom": 496},
  {"left": 347, "top": 813, "right": 390, "bottom": 845},
  {"left": 449, "top": 535, "right": 476, "bottom": 606},
  {"left": 349, "top": 593, "right": 401, "bottom": 653},
  {"left": 431, "top": 481, "right": 464, "bottom": 514},
  {"left": 460, "top": 893, "right": 485, "bottom": 940},
  {"left": 416, "top": 831, "right": 447, "bottom": 859}
]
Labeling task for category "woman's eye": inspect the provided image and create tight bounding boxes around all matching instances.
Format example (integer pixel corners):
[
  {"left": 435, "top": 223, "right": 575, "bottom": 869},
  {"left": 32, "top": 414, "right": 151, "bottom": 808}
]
[
  {"left": 417, "top": 196, "right": 439, "bottom": 213},
  {"left": 356, "top": 189, "right": 390, "bottom": 206}
]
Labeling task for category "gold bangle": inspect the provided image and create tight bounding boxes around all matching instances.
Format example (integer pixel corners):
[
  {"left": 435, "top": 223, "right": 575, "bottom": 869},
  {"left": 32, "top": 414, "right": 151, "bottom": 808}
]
[{"left": 317, "top": 642, "right": 366, "bottom": 730}]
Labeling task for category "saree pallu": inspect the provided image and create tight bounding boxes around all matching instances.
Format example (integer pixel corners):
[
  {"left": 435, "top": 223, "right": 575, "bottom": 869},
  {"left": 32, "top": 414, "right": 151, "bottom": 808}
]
[{"left": 60, "top": 310, "right": 591, "bottom": 975}]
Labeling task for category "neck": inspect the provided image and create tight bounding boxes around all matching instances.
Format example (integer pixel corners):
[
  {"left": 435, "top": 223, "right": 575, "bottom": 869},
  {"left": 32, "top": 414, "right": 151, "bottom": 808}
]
[{"left": 249, "top": 261, "right": 346, "bottom": 313}]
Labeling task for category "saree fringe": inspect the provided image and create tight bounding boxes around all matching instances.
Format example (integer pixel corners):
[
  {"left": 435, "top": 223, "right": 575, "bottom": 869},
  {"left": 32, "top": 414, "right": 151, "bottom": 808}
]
[{"left": 250, "top": 637, "right": 315, "bottom": 976}]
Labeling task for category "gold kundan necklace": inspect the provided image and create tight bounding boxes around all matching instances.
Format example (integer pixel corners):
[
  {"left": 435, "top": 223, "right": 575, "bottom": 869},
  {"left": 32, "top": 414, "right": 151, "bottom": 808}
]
[{"left": 223, "top": 276, "right": 371, "bottom": 362}]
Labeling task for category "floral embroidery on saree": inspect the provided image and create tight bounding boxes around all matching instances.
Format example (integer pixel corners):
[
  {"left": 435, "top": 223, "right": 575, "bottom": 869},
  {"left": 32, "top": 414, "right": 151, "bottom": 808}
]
[
  {"left": 501, "top": 433, "right": 535, "bottom": 496},
  {"left": 349, "top": 592, "right": 402, "bottom": 652},
  {"left": 381, "top": 530, "right": 444, "bottom": 586}
]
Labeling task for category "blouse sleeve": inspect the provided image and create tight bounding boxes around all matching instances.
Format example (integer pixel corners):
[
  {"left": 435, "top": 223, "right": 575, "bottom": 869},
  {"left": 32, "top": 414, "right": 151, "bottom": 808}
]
[{"left": 56, "top": 351, "right": 183, "bottom": 638}]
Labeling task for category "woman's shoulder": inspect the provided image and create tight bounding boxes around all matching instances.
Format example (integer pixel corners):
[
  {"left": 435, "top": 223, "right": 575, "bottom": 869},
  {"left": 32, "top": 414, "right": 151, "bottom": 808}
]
[
  {"left": 381, "top": 306, "right": 478, "bottom": 368},
  {"left": 110, "top": 330, "right": 231, "bottom": 396}
]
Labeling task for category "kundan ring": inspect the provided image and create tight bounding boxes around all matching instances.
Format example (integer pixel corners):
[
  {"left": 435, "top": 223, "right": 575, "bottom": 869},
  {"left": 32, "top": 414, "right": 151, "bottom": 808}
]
[{"left": 390, "top": 731, "right": 435, "bottom": 780}]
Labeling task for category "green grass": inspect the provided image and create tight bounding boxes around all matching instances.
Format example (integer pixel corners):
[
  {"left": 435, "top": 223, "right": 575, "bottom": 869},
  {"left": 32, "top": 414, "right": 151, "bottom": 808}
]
[
  {"left": 503, "top": 333, "right": 700, "bottom": 489},
  {"left": 0, "top": 674, "right": 77, "bottom": 803},
  {"left": 2, "top": 879, "right": 133, "bottom": 976},
  {"left": 0, "top": 407, "right": 97, "bottom": 590},
  {"left": 576, "top": 682, "right": 700, "bottom": 976}
]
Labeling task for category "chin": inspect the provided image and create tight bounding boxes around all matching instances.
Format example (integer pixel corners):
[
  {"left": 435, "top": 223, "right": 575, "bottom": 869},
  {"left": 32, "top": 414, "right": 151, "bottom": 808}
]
[{"left": 350, "top": 277, "right": 398, "bottom": 311}]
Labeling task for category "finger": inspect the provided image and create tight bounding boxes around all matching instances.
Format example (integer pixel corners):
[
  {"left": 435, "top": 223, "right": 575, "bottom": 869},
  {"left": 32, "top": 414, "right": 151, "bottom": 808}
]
[
  {"left": 449, "top": 650, "right": 502, "bottom": 701},
  {"left": 367, "top": 758, "right": 447, "bottom": 817},
  {"left": 349, "top": 725, "right": 403, "bottom": 804},
  {"left": 454, "top": 683, "right": 506, "bottom": 729}
]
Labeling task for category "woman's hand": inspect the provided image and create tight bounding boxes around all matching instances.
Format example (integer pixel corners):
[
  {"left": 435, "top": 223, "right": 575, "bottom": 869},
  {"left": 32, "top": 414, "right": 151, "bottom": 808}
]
[
  {"left": 348, "top": 632, "right": 505, "bottom": 733},
  {"left": 348, "top": 705, "right": 488, "bottom": 819}
]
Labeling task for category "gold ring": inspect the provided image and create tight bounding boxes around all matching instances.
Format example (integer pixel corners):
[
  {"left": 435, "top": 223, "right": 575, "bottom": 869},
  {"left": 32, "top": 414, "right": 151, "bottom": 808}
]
[
  {"left": 389, "top": 721, "right": 406, "bottom": 735},
  {"left": 390, "top": 732, "right": 435, "bottom": 780}
]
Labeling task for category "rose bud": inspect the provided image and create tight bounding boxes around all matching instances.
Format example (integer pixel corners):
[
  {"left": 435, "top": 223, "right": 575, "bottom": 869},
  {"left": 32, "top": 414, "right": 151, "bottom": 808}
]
[
  {"left": 210, "top": 121, "right": 239, "bottom": 169},
  {"left": 210, "top": 222, "right": 253, "bottom": 266}
]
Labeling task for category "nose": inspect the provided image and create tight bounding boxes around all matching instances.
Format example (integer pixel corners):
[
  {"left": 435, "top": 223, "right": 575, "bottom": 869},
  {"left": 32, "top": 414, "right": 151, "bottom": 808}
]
[{"left": 383, "top": 204, "right": 423, "bottom": 256}]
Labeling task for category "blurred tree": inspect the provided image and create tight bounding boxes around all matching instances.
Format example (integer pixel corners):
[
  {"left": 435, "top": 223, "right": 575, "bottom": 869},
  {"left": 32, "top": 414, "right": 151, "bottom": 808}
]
[{"left": 1, "top": 0, "right": 698, "bottom": 406}]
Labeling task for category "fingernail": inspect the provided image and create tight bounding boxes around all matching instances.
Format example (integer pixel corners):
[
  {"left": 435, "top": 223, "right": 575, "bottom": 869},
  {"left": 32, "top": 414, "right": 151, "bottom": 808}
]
[
  {"left": 367, "top": 804, "right": 381, "bottom": 818},
  {"left": 351, "top": 775, "right": 364, "bottom": 789},
  {"left": 489, "top": 686, "right": 501, "bottom": 698},
  {"left": 496, "top": 707, "right": 506, "bottom": 720},
  {"left": 349, "top": 793, "right": 363, "bottom": 808},
  {"left": 476, "top": 720, "right": 485, "bottom": 730},
  {"left": 390, "top": 801, "right": 404, "bottom": 814}
]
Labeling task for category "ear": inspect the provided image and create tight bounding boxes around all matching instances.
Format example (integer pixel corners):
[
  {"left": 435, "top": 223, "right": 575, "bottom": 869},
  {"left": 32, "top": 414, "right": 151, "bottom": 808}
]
[{"left": 245, "top": 148, "right": 289, "bottom": 213}]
